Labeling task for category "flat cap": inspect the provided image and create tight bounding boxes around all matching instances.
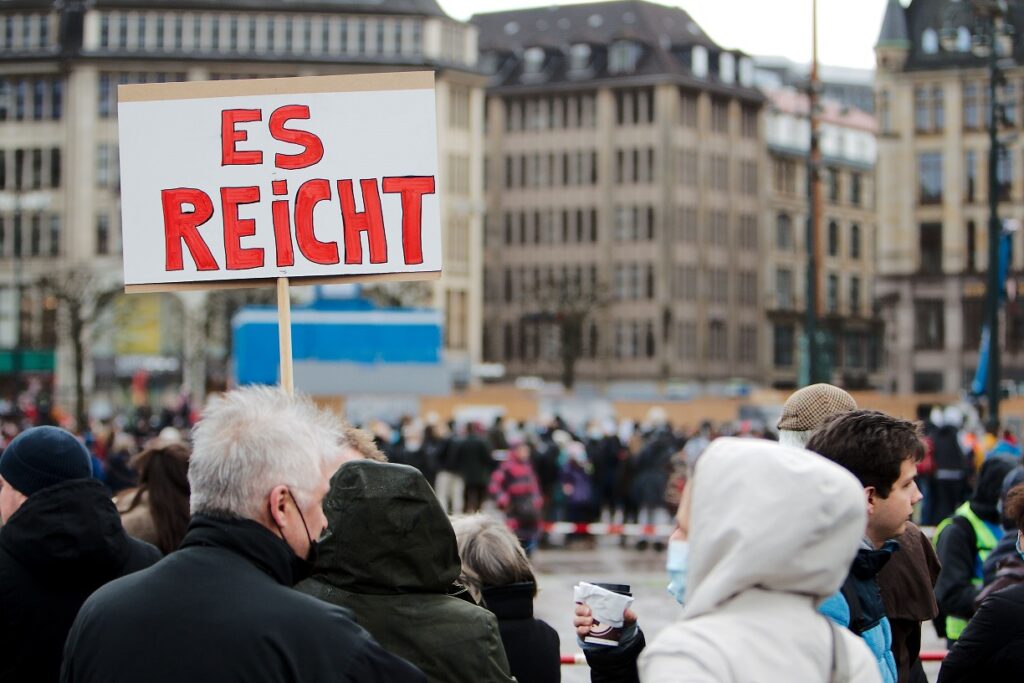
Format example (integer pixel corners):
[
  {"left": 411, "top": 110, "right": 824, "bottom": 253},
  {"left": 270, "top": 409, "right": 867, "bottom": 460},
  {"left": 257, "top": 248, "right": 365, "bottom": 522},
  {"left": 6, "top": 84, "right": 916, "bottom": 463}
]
[{"left": 777, "top": 384, "right": 857, "bottom": 431}]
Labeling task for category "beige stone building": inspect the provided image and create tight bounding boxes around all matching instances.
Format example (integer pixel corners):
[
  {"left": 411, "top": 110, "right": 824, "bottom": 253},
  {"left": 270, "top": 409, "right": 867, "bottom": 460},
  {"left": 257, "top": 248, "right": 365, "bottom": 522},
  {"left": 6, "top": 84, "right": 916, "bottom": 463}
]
[
  {"left": 875, "top": 0, "right": 1024, "bottom": 394},
  {"left": 475, "top": 1, "right": 766, "bottom": 387},
  {"left": 0, "top": 0, "right": 485, "bottom": 410},
  {"left": 764, "top": 88, "right": 883, "bottom": 389}
]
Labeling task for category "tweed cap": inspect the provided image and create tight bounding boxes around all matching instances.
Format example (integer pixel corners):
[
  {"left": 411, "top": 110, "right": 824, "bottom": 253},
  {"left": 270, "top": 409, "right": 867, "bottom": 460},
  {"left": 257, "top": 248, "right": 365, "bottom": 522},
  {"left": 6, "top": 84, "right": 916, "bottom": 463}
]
[{"left": 777, "top": 384, "right": 858, "bottom": 431}]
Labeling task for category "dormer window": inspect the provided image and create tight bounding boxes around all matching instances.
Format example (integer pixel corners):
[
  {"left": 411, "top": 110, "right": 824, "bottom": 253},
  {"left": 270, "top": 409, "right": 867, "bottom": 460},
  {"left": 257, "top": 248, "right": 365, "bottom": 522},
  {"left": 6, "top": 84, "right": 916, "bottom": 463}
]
[
  {"left": 609, "top": 40, "right": 641, "bottom": 74},
  {"left": 922, "top": 28, "right": 938, "bottom": 54},
  {"left": 523, "top": 46, "right": 545, "bottom": 74},
  {"left": 569, "top": 43, "right": 591, "bottom": 72},
  {"left": 719, "top": 52, "right": 735, "bottom": 84},
  {"left": 738, "top": 57, "right": 754, "bottom": 87},
  {"left": 957, "top": 26, "right": 971, "bottom": 51},
  {"left": 692, "top": 45, "right": 708, "bottom": 78}
]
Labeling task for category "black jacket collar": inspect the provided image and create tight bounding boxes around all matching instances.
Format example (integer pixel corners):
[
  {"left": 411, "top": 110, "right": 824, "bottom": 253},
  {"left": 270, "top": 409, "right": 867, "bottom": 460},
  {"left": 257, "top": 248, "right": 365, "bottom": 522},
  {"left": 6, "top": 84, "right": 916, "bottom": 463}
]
[
  {"left": 482, "top": 582, "right": 536, "bottom": 620},
  {"left": 181, "top": 514, "right": 295, "bottom": 586}
]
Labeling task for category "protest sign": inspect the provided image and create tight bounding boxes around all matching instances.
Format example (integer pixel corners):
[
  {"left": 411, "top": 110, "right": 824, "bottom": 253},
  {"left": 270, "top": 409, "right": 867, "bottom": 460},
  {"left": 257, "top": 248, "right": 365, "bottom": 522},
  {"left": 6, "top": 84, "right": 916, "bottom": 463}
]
[{"left": 117, "top": 72, "right": 443, "bottom": 392}]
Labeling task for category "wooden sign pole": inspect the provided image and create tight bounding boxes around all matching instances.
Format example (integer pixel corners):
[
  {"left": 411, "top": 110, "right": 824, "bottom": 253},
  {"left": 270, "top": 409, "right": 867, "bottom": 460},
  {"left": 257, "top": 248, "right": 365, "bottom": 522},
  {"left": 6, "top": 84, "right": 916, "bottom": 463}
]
[{"left": 277, "top": 277, "right": 294, "bottom": 396}]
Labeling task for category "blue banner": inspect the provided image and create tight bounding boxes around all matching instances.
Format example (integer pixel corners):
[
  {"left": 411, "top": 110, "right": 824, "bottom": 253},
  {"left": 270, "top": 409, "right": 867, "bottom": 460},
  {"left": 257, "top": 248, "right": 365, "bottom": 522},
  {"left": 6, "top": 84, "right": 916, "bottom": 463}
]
[{"left": 971, "top": 230, "right": 1013, "bottom": 396}]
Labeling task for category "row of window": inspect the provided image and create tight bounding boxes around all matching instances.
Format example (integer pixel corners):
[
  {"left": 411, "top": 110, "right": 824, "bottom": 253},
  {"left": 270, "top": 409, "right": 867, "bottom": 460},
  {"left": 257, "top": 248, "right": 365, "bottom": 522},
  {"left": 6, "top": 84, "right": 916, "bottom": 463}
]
[
  {"left": 498, "top": 208, "right": 599, "bottom": 247},
  {"left": 0, "top": 77, "right": 63, "bottom": 122},
  {"left": 0, "top": 147, "right": 61, "bottom": 191},
  {"left": 503, "top": 151, "right": 598, "bottom": 189},
  {"left": 918, "top": 149, "right": 1018, "bottom": 206},
  {"left": 772, "top": 157, "right": 865, "bottom": 206},
  {"left": 504, "top": 94, "right": 598, "bottom": 132},
  {"left": 496, "top": 265, "right": 599, "bottom": 304},
  {"left": 671, "top": 265, "right": 759, "bottom": 307},
  {"left": 0, "top": 14, "right": 53, "bottom": 51},
  {"left": 773, "top": 324, "right": 880, "bottom": 371},
  {"left": 96, "top": 12, "right": 426, "bottom": 60},
  {"left": 895, "top": 79, "right": 1024, "bottom": 137},
  {"left": 774, "top": 213, "right": 864, "bottom": 259},
  {"left": 98, "top": 73, "right": 187, "bottom": 119},
  {"left": 773, "top": 268, "right": 864, "bottom": 316},
  {"left": 0, "top": 213, "right": 61, "bottom": 258}
]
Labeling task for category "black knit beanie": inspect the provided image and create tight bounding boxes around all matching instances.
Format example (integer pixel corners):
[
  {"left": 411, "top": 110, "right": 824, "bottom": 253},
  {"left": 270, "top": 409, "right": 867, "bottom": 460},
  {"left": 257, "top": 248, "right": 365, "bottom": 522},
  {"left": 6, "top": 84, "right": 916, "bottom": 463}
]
[{"left": 0, "top": 426, "right": 92, "bottom": 496}]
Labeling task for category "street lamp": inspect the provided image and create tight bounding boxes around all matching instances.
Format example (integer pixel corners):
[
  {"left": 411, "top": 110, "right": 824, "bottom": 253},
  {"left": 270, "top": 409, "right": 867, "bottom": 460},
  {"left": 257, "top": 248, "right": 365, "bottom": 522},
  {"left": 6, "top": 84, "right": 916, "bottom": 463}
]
[{"left": 942, "top": 0, "right": 1018, "bottom": 431}]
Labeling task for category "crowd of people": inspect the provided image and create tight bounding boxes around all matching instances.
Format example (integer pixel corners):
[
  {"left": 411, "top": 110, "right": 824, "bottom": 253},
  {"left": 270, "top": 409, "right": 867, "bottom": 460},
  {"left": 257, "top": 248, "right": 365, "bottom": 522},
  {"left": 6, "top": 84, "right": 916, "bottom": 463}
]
[{"left": 0, "top": 383, "right": 1023, "bottom": 681}]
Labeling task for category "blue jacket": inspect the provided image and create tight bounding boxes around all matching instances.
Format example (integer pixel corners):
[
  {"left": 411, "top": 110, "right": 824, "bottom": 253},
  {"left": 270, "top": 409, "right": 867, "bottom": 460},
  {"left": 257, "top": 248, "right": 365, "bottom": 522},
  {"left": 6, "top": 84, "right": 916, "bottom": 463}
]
[{"left": 820, "top": 542, "right": 898, "bottom": 683}]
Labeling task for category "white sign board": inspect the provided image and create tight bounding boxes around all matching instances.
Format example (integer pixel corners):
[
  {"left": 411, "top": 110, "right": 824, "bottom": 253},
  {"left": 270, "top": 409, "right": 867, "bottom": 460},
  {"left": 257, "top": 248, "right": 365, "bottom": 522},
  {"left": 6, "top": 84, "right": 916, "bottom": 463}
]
[{"left": 117, "top": 72, "right": 442, "bottom": 293}]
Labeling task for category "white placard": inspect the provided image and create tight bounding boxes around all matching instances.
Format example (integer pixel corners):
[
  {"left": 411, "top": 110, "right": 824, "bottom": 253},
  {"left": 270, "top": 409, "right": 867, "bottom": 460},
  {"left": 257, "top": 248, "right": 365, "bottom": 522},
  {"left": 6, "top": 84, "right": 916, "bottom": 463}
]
[{"left": 117, "top": 72, "right": 442, "bottom": 292}]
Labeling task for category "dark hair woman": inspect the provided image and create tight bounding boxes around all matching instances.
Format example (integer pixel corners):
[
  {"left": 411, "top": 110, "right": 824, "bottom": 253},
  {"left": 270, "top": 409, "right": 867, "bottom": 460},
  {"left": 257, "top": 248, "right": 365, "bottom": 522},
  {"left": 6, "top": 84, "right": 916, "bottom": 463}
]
[{"left": 114, "top": 442, "right": 191, "bottom": 555}]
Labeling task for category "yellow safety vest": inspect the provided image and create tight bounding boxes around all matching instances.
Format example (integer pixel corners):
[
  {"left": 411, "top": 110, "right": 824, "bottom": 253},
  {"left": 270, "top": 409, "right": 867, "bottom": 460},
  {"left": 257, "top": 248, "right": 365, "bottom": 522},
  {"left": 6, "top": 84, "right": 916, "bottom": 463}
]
[{"left": 934, "top": 502, "right": 1000, "bottom": 640}]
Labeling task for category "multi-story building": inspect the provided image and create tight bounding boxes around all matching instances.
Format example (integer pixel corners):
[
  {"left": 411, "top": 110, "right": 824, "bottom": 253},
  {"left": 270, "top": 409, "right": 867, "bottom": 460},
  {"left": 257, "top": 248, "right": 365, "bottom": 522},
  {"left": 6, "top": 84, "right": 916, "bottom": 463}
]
[
  {"left": 475, "top": 0, "right": 766, "bottom": 387},
  {"left": 764, "top": 88, "right": 883, "bottom": 389},
  {"left": 0, "top": 0, "right": 485, "bottom": 412},
  {"left": 874, "top": 0, "right": 1024, "bottom": 394}
]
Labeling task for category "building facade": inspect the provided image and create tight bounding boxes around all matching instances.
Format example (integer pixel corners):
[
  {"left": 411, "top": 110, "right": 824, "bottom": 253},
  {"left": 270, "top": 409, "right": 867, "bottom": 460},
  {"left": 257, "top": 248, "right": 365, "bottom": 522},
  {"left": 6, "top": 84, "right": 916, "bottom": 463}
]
[
  {"left": 0, "top": 0, "right": 485, "bottom": 413},
  {"left": 875, "top": 0, "right": 1024, "bottom": 394},
  {"left": 476, "top": 0, "right": 767, "bottom": 387},
  {"left": 764, "top": 88, "right": 883, "bottom": 389}
]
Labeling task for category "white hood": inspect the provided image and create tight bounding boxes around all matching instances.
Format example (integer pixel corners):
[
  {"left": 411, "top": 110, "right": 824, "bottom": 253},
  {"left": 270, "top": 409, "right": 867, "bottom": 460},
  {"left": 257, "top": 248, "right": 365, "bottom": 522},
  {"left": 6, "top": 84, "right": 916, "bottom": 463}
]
[{"left": 682, "top": 437, "right": 867, "bottom": 620}]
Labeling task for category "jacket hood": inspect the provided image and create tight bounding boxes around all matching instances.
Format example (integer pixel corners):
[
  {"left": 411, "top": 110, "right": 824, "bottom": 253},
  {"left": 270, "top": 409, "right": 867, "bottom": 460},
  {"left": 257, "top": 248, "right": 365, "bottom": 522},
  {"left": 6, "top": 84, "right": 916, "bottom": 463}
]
[
  {"left": 314, "top": 460, "right": 461, "bottom": 594},
  {"left": 0, "top": 479, "right": 137, "bottom": 584},
  {"left": 682, "top": 438, "right": 866, "bottom": 620}
]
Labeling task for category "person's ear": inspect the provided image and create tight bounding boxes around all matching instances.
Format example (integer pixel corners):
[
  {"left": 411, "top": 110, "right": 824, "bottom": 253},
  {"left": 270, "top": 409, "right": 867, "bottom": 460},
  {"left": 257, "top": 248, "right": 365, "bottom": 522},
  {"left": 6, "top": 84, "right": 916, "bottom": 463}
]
[
  {"left": 864, "top": 486, "right": 876, "bottom": 515},
  {"left": 268, "top": 485, "right": 291, "bottom": 529}
]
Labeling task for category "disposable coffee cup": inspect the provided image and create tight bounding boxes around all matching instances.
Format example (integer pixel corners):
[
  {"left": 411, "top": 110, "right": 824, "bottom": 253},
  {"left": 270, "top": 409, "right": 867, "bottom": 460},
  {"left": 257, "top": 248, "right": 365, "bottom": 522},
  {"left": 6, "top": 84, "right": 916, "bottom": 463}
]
[{"left": 574, "top": 581, "right": 634, "bottom": 647}]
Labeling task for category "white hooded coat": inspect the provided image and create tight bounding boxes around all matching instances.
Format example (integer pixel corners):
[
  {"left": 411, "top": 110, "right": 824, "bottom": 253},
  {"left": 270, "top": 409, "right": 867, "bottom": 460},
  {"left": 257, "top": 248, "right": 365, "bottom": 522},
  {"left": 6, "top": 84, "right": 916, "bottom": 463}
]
[{"left": 638, "top": 438, "right": 882, "bottom": 683}]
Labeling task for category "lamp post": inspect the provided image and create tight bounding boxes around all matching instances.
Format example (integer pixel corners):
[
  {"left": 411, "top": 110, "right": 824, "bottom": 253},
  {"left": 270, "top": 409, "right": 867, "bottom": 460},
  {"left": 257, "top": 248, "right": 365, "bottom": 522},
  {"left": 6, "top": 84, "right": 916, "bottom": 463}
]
[
  {"left": 804, "top": 0, "right": 825, "bottom": 385},
  {"left": 942, "top": 0, "right": 1016, "bottom": 430}
]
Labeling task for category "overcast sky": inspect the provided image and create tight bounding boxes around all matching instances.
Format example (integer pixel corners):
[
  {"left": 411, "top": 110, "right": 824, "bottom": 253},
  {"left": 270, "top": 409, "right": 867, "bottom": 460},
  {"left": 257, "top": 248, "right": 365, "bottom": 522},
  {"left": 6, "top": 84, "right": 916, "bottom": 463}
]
[{"left": 439, "top": 0, "right": 893, "bottom": 70}]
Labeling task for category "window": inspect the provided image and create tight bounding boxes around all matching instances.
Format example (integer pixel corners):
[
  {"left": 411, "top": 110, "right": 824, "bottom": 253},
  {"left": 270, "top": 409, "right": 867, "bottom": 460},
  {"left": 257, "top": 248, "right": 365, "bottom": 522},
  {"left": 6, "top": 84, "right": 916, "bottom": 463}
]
[
  {"left": 827, "top": 274, "right": 839, "bottom": 313},
  {"left": 845, "top": 333, "right": 864, "bottom": 369},
  {"left": 741, "top": 105, "right": 758, "bottom": 138},
  {"left": 850, "top": 223, "right": 861, "bottom": 259},
  {"left": 914, "top": 300, "right": 945, "bottom": 349},
  {"left": 680, "top": 91, "right": 697, "bottom": 127},
  {"left": 827, "top": 220, "right": 839, "bottom": 257},
  {"left": 964, "top": 83, "right": 980, "bottom": 129},
  {"left": 523, "top": 47, "right": 545, "bottom": 74},
  {"left": 827, "top": 167, "right": 839, "bottom": 202},
  {"left": 708, "top": 321, "right": 727, "bottom": 361},
  {"left": 915, "top": 87, "right": 929, "bottom": 133},
  {"left": 776, "top": 213, "right": 793, "bottom": 250},
  {"left": 932, "top": 86, "right": 945, "bottom": 130},
  {"left": 48, "top": 215, "right": 59, "bottom": 256},
  {"left": 739, "top": 270, "right": 758, "bottom": 307},
  {"left": 156, "top": 16, "right": 165, "bottom": 49},
  {"left": 776, "top": 268, "right": 793, "bottom": 309},
  {"left": 357, "top": 19, "right": 366, "bottom": 53},
  {"left": 1005, "top": 83, "right": 1017, "bottom": 126},
  {"left": 118, "top": 14, "right": 128, "bottom": 48},
  {"left": 918, "top": 152, "right": 943, "bottom": 204},
  {"left": 967, "top": 220, "right": 977, "bottom": 272},
  {"left": 96, "top": 214, "right": 110, "bottom": 255},
  {"left": 100, "top": 14, "right": 110, "bottom": 47},
  {"left": 997, "top": 149, "right": 1012, "bottom": 200},
  {"left": 375, "top": 19, "right": 384, "bottom": 55},
  {"left": 850, "top": 276, "right": 861, "bottom": 315},
  {"left": 609, "top": 40, "right": 641, "bottom": 74},
  {"left": 711, "top": 98, "right": 728, "bottom": 133},
  {"left": 851, "top": 173, "right": 862, "bottom": 206},
  {"left": 738, "top": 325, "right": 757, "bottom": 364},
  {"left": 919, "top": 222, "right": 943, "bottom": 274},
  {"left": 50, "top": 147, "right": 61, "bottom": 187},
  {"left": 965, "top": 150, "right": 977, "bottom": 202},
  {"left": 680, "top": 321, "right": 697, "bottom": 360},
  {"left": 922, "top": 28, "right": 939, "bottom": 54},
  {"left": 774, "top": 324, "right": 794, "bottom": 367},
  {"left": 691, "top": 45, "right": 708, "bottom": 78}
]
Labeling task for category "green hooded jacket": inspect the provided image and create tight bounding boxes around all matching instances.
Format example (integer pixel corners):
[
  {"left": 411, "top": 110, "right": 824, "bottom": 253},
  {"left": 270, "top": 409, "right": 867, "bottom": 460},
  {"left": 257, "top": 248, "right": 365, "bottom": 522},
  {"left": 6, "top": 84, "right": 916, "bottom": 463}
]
[{"left": 296, "top": 461, "right": 516, "bottom": 683}]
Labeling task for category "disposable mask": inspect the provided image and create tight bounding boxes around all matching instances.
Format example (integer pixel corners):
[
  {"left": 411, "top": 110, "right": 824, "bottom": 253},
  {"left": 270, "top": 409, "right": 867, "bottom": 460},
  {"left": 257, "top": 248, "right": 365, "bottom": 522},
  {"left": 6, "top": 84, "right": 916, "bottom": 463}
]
[{"left": 666, "top": 540, "right": 689, "bottom": 605}]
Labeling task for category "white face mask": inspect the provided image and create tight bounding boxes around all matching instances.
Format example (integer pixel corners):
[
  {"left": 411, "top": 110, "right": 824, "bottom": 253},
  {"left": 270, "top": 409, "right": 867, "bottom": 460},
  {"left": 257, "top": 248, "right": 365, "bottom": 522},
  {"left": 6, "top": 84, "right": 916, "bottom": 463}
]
[{"left": 666, "top": 540, "right": 689, "bottom": 605}]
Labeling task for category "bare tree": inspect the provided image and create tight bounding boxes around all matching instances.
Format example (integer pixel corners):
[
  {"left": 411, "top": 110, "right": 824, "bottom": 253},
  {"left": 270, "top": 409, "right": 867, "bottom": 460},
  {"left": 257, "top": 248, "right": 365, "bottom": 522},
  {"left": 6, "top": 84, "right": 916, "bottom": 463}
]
[
  {"left": 527, "top": 273, "right": 607, "bottom": 390},
  {"left": 39, "top": 267, "right": 121, "bottom": 431}
]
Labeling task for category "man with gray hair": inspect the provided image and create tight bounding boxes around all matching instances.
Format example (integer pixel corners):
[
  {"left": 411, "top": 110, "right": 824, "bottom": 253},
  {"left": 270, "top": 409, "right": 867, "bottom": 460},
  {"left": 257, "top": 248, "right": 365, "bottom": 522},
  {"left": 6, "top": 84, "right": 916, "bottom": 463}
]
[
  {"left": 62, "top": 387, "right": 425, "bottom": 683},
  {"left": 777, "top": 383, "right": 858, "bottom": 448}
]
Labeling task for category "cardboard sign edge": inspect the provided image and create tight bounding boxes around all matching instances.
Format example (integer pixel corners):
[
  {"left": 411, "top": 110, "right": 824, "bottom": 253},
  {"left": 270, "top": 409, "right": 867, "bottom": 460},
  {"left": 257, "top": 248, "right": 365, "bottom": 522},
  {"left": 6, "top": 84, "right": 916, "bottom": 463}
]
[{"left": 123, "top": 270, "right": 442, "bottom": 294}]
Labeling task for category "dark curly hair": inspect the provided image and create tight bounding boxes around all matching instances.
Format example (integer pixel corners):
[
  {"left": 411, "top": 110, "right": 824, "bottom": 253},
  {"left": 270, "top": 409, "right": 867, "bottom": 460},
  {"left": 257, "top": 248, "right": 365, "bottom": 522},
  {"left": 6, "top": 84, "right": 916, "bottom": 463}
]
[
  {"left": 1005, "top": 484, "right": 1024, "bottom": 532},
  {"left": 806, "top": 410, "right": 924, "bottom": 499}
]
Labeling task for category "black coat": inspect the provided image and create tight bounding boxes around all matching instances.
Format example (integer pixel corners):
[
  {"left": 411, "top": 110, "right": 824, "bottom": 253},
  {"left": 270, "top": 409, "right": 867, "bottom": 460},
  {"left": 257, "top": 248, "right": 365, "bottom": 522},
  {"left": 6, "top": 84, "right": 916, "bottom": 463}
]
[
  {"left": 0, "top": 479, "right": 159, "bottom": 683},
  {"left": 482, "top": 583, "right": 560, "bottom": 683},
  {"left": 61, "top": 514, "right": 425, "bottom": 683},
  {"left": 938, "top": 583, "right": 1024, "bottom": 682},
  {"left": 0, "top": 479, "right": 160, "bottom": 683}
]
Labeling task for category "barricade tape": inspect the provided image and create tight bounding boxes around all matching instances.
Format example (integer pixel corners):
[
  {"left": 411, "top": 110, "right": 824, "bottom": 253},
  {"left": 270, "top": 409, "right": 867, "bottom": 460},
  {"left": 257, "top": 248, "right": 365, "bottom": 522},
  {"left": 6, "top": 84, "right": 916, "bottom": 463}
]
[
  {"left": 561, "top": 651, "right": 948, "bottom": 666},
  {"left": 540, "top": 522, "right": 676, "bottom": 537}
]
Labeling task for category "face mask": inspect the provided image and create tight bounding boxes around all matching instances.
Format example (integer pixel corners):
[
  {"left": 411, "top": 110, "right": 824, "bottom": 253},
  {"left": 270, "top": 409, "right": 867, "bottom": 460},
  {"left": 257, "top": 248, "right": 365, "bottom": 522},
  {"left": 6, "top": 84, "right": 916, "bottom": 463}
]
[
  {"left": 666, "top": 540, "right": 689, "bottom": 605},
  {"left": 273, "top": 489, "right": 319, "bottom": 585}
]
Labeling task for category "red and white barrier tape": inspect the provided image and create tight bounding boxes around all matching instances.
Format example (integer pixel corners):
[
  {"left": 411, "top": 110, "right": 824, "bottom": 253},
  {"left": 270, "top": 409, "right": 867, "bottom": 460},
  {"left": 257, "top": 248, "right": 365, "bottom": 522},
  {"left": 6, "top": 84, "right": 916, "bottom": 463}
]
[{"left": 540, "top": 522, "right": 676, "bottom": 537}]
